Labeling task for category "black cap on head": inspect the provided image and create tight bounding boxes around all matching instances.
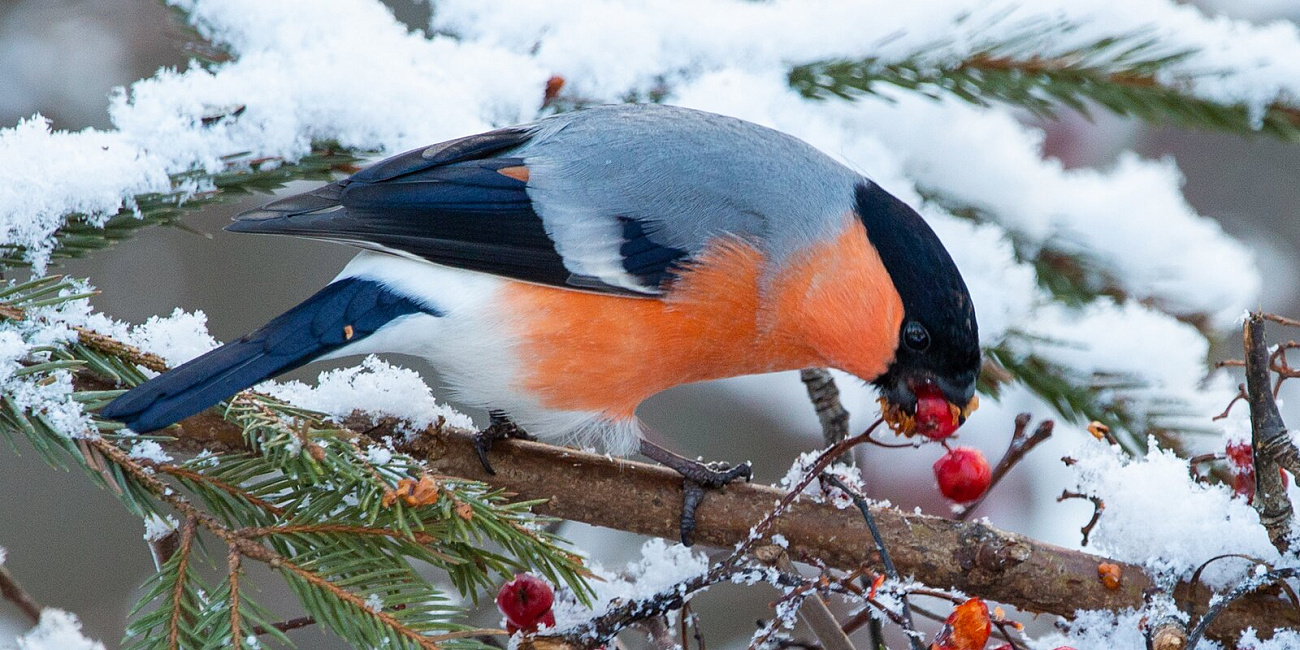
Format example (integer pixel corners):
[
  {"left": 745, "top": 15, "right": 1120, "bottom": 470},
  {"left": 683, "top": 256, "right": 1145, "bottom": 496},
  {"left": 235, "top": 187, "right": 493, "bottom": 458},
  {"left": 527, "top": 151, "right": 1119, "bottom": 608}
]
[{"left": 853, "top": 182, "right": 980, "bottom": 413}]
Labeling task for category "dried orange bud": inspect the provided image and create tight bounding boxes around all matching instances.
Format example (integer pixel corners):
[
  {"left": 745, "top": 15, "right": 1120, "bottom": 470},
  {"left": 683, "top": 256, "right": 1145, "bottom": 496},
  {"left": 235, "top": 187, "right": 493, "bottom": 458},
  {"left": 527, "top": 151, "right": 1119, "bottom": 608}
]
[
  {"left": 543, "top": 75, "right": 566, "bottom": 105},
  {"left": 867, "top": 574, "right": 885, "bottom": 599},
  {"left": 383, "top": 475, "right": 441, "bottom": 508},
  {"left": 1087, "top": 421, "right": 1110, "bottom": 440},
  {"left": 878, "top": 397, "right": 915, "bottom": 435},
  {"left": 455, "top": 500, "right": 474, "bottom": 521},
  {"left": 932, "top": 598, "right": 991, "bottom": 650},
  {"left": 1098, "top": 562, "right": 1122, "bottom": 590}
]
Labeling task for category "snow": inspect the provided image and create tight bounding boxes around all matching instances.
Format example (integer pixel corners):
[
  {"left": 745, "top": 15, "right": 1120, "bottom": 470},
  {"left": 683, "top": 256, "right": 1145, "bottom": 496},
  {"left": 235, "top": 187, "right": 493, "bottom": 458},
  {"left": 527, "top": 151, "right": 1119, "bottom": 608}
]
[
  {"left": 0, "top": 284, "right": 220, "bottom": 441},
  {"left": 1240, "top": 628, "right": 1300, "bottom": 650},
  {"left": 262, "top": 356, "right": 474, "bottom": 433},
  {"left": 1068, "top": 441, "right": 1282, "bottom": 586},
  {"left": 552, "top": 538, "right": 708, "bottom": 631},
  {"left": 6, "top": 609, "right": 105, "bottom": 650},
  {"left": 777, "top": 451, "right": 874, "bottom": 510},
  {"left": 3, "top": 0, "right": 1299, "bottom": 644},
  {"left": 128, "top": 439, "right": 173, "bottom": 464},
  {"left": 142, "top": 514, "right": 179, "bottom": 542},
  {"left": 365, "top": 443, "right": 394, "bottom": 466},
  {"left": 1035, "top": 609, "right": 1166, "bottom": 650}
]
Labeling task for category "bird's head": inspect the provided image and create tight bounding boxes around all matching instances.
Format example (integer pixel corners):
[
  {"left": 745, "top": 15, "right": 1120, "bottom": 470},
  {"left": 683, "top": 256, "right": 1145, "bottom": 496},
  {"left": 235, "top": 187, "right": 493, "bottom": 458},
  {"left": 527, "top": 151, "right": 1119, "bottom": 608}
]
[{"left": 853, "top": 182, "right": 981, "bottom": 438}]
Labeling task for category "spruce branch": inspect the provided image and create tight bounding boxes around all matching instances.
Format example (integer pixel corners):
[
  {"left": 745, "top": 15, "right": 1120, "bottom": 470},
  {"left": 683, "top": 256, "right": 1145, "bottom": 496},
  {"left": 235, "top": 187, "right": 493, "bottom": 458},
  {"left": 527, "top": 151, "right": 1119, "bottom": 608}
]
[
  {"left": 789, "top": 31, "right": 1300, "bottom": 141},
  {"left": 0, "top": 145, "right": 363, "bottom": 274},
  {"left": 0, "top": 281, "right": 593, "bottom": 649}
]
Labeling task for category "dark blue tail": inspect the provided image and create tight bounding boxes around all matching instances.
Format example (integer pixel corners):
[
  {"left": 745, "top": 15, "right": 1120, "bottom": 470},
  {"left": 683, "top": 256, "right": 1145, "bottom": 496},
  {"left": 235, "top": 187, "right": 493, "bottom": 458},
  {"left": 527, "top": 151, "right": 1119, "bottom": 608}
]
[{"left": 100, "top": 278, "right": 439, "bottom": 433}]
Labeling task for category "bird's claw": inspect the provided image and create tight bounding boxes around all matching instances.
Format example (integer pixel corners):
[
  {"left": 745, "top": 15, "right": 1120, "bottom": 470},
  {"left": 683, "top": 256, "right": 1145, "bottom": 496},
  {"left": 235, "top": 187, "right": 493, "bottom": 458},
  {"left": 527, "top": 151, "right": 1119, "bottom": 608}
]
[
  {"left": 472, "top": 412, "right": 531, "bottom": 475},
  {"left": 676, "top": 460, "right": 752, "bottom": 546}
]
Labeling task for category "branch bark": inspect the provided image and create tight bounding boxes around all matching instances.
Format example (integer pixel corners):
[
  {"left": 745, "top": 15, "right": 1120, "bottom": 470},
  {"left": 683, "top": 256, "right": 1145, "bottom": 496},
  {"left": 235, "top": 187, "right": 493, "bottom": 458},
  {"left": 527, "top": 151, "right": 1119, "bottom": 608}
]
[
  {"left": 1243, "top": 313, "right": 1295, "bottom": 552},
  {"left": 0, "top": 563, "right": 42, "bottom": 624},
  {"left": 150, "top": 406, "right": 1300, "bottom": 642}
]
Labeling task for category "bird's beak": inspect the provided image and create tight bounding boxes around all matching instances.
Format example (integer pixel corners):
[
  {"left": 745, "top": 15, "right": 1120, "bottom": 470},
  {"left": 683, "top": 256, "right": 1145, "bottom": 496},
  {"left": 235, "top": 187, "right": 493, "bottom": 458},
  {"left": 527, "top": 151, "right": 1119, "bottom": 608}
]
[
  {"left": 933, "top": 373, "right": 978, "bottom": 422},
  {"left": 876, "top": 369, "right": 979, "bottom": 434}
]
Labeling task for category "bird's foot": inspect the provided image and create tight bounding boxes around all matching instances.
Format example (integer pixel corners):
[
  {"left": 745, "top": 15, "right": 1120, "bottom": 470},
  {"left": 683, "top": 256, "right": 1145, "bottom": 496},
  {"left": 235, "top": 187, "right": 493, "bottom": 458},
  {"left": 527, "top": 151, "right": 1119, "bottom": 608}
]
[
  {"left": 472, "top": 411, "right": 533, "bottom": 475},
  {"left": 638, "top": 440, "right": 752, "bottom": 547}
]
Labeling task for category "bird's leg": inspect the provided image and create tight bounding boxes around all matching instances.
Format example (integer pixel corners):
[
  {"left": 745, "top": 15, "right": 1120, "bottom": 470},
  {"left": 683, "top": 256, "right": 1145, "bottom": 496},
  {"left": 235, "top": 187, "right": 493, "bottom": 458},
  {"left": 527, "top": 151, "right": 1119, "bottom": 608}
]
[
  {"left": 472, "top": 411, "right": 533, "bottom": 475},
  {"left": 638, "top": 439, "right": 752, "bottom": 546}
]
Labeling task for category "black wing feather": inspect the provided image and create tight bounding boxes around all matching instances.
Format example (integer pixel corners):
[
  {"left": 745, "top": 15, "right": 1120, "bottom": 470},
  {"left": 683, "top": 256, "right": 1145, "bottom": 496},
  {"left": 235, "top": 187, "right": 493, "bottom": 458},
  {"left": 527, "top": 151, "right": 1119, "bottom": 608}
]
[{"left": 230, "top": 127, "right": 688, "bottom": 294}]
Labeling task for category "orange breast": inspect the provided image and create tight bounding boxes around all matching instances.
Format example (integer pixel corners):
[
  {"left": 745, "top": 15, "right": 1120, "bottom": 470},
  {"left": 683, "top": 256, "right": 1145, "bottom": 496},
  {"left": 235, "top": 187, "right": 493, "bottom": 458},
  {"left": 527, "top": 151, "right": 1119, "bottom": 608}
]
[{"left": 502, "top": 215, "right": 904, "bottom": 417}]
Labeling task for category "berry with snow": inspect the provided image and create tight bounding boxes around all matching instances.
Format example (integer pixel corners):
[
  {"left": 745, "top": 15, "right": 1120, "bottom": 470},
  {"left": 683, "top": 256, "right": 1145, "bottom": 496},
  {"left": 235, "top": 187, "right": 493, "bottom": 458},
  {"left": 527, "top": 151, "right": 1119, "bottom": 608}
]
[
  {"left": 934, "top": 447, "right": 992, "bottom": 503},
  {"left": 495, "top": 573, "right": 555, "bottom": 632}
]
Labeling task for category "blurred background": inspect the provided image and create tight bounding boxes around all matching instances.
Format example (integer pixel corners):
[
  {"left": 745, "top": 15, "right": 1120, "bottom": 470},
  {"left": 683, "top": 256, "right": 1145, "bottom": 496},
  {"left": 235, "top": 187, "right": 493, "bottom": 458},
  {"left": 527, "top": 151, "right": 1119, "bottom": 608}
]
[{"left": 1, "top": 0, "right": 1298, "bottom": 647}]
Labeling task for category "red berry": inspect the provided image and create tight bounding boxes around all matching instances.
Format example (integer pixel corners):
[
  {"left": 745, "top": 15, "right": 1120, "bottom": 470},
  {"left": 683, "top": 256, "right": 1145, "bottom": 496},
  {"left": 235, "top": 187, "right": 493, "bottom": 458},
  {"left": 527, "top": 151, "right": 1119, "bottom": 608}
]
[
  {"left": 914, "top": 384, "right": 960, "bottom": 440},
  {"left": 1225, "top": 441, "right": 1253, "bottom": 468},
  {"left": 506, "top": 609, "right": 557, "bottom": 635},
  {"left": 535, "top": 610, "right": 556, "bottom": 630},
  {"left": 495, "top": 573, "right": 555, "bottom": 628},
  {"left": 934, "top": 447, "right": 992, "bottom": 503},
  {"left": 1226, "top": 442, "right": 1256, "bottom": 501}
]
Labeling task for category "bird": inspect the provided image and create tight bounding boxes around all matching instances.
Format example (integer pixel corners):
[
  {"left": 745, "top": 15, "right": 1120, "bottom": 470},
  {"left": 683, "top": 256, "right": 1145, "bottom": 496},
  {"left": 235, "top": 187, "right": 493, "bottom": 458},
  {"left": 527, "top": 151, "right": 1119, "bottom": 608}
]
[{"left": 101, "top": 104, "right": 981, "bottom": 543}]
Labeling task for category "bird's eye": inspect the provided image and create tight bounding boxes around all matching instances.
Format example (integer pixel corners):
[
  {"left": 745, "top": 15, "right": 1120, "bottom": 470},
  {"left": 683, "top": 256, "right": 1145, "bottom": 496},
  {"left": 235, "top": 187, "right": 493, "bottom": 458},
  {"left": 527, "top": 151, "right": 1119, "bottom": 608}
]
[{"left": 903, "top": 321, "right": 930, "bottom": 352}]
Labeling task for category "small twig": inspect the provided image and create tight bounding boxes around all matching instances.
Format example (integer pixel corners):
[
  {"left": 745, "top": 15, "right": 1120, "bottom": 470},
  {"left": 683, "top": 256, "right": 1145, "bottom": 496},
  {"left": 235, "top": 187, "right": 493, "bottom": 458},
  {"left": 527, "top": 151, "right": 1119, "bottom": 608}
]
[
  {"left": 634, "top": 615, "right": 678, "bottom": 650},
  {"left": 821, "top": 473, "right": 924, "bottom": 650},
  {"left": 771, "top": 555, "right": 856, "bottom": 650},
  {"left": 1057, "top": 491, "right": 1105, "bottom": 546},
  {"left": 1212, "top": 384, "right": 1249, "bottom": 421},
  {"left": 0, "top": 561, "right": 42, "bottom": 624},
  {"left": 1261, "top": 313, "right": 1300, "bottom": 328},
  {"left": 1187, "top": 567, "right": 1300, "bottom": 649},
  {"left": 684, "top": 603, "right": 704, "bottom": 650},
  {"left": 251, "top": 616, "right": 317, "bottom": 636},
  {"left": 956, "top": 414, "right": 1053, "bottom": 520},
  {"left": 544, "top": 426, "right": 889, "bottom": 647},
  {"left": 800, "top": 369, "right": 853, "bottom": 465},
  {"left": 148, "top": 529, "right": 181, "bottom": 572}
]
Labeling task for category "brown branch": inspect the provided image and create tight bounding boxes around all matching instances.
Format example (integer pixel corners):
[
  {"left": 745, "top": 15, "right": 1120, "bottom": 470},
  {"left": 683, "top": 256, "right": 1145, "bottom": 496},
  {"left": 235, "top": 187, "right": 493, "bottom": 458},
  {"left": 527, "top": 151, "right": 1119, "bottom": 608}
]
[
  {"left": 799, "top": 368, "right": 852, "bottom": 465},
  {"left": 167, "top": 516, "right": 198, "bottom": 650},
  {"left": 0, "top": 561, "right": 42, "bottom": 624},
  {"left": 1242, "top": 313, "right": 1295, "bottom": 552},
  {"left": 1212, "top": 384, "right": 1249, "bottom": 421},
  {"left": 955, "top": 414, "right": 1053, "bottom": 520},
  {"left": 151, "top": 408, "right": 1300, "bottom": 643},
  {"left": 228, "top": 549, "right": 243, "bottom": 650}
]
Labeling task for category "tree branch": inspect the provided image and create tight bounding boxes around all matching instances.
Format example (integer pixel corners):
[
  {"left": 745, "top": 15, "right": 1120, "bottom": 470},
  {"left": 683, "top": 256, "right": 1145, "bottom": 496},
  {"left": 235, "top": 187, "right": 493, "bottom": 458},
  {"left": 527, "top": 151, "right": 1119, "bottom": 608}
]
[
  {"left": 151, "top": 407, "right": 1299, "bottom": 642},
  {"left": 1242, "top": 313, "right": 1295, "bottom": 552},
  {"left": 0, "top": 562, "right": 42, "bottom": 624}
]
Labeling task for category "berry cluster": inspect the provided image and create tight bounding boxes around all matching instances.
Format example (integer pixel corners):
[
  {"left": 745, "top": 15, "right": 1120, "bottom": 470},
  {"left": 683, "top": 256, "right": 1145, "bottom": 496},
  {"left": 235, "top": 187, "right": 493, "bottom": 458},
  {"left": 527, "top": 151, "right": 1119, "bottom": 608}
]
[{"left": 909, "top": 384, "right": 994, "bottom": 504}]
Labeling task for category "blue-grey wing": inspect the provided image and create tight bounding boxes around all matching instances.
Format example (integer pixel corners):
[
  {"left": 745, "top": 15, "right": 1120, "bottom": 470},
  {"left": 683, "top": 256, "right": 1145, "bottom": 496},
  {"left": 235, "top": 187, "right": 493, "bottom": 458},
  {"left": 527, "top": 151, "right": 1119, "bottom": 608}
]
[{"left": 230, "top": 104, "right": 861, "bottom": 295}]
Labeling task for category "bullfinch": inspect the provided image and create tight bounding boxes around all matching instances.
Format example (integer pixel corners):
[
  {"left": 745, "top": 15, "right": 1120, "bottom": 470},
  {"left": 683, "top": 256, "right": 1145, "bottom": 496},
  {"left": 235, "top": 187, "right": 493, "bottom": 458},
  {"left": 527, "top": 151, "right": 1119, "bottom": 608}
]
[{"left": 102, "top": 104, "right": 981, "bottom": 541}]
